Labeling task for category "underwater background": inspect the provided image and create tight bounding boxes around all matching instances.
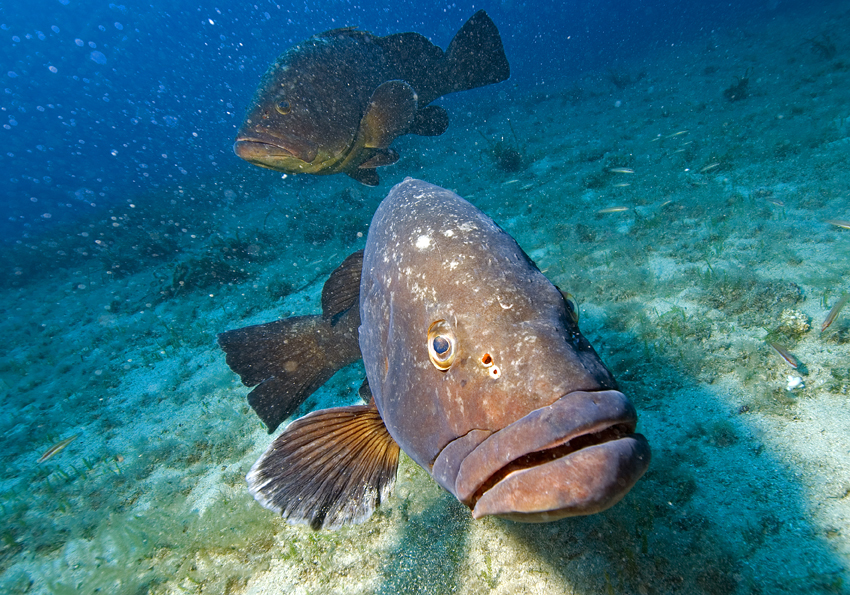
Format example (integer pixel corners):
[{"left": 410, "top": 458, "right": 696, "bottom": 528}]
[{"left": 2, "top": 0, "right": 850, "bottom": 593}]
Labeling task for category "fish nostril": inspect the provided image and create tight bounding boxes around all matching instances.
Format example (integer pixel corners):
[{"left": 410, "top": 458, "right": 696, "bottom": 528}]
[
  {"left": 489, "top": 366, "right": 501, "bottom": 379},
  {"left": 481, "top": 353, "right": 493, "bottom": 366}
]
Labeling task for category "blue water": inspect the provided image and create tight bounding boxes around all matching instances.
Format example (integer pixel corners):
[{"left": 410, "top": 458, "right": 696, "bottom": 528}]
[
  {"left": 2, "top": 0, "right": 849, "bottom": 593},
  {"left": 0, "top": 0, "right": 795, "bottom": 235}
]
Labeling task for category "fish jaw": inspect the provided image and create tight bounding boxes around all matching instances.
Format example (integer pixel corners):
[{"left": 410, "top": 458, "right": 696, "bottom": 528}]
[
  {"left": 233, "top": 133, "right": 319, "bottom": 171},
  {"left": 448, "top": 389, "right": 650, "bottom": 522}
]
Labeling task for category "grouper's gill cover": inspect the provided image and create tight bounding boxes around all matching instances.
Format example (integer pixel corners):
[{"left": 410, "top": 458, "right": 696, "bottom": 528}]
[
  {"left": 217, "top": 179, "right": 650, "bottom": 530},
  {"left": 234, "top": 11, "right": 510, "bottom": 186}
]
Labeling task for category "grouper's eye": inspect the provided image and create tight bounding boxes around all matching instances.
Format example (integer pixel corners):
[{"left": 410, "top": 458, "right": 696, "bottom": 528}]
[
  {"left": 427, "top": 320, "right": 457, "bottom": 371},
  {"left": 275, "top": 99, "right": 291, "bottom": 115}
]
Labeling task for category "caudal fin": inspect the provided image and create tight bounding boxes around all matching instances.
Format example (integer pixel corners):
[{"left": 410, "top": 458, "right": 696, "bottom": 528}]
[
  {"left": 247, "top": 405, "right": 400, "bottom": 530},
  {"left": 217, "top": 316, "right": 348, "bottom": 432},
  {"left": 218, "top": 251, "right": 364, "bottom": 432},
  {"left": 445, "top": 10, "right": 510, "bottom": 93}
]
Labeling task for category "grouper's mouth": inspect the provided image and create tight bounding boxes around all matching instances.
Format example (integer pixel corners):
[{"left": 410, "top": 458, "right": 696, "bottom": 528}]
[
  {"left": 435, "top": 390, "right": 650, "bottom": 522},
  {"left": 234, "top": 133, "right": 318, "bottom": 168}
]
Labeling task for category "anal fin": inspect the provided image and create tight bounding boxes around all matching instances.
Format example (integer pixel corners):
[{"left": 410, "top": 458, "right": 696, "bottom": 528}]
[
  {"left": 347, "top": 167, "right": 380, "bottom": 186},
  {"left": 246, "top": 405, "right": 400, "bottom": 530}
]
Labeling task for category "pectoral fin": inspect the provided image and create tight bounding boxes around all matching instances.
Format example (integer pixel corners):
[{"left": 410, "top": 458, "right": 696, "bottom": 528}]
[
  {"left": 246, "top": 405, "right": 401, "bottom": 530},
  {"left": 361, "top": 80, "right": 417, "bottom": 149}
]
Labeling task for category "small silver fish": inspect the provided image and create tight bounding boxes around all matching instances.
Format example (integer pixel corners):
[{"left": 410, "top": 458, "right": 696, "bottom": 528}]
[
  {"left": 37, "top": 434, "right": 79, "bottom": 463},
  {"left": 598, "top": 206, "right": 629, "bottom": 213},
  {"left": 609, "top": 167, "right": 634, "bottom": 174},
  {"left": 825, "top": 219, "right": 850, "bottom": 230},
  {"left": 768, "top": 342, "right": 799, "bottom": 369},
  {"left": 822, "top": 294, "right": 849, "bottom": 332}
]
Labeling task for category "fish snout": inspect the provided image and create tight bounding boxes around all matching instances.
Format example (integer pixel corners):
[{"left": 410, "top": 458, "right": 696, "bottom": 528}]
[
  {"left": 446, "top": 390, "right": 650, "bottom": 522},
  {"left": 233, "top": 133, "right": 318, "bottom": 166}
]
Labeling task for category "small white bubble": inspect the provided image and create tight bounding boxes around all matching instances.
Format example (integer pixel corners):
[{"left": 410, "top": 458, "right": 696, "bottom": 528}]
[
  {"left": 75, "top": 38, "right": 83, "bottom": 46},
  {"left": 48, "top": 65, "right": 58, "bottom": 73},
  {"left": 208, "top": 18, "right": 215, "bottom": 25},
  {"left": 51, "top": 25, "right": 60, "bottom": 33},
  {"left": 114, "top": 22, "right": 123, "bottom": 30}
]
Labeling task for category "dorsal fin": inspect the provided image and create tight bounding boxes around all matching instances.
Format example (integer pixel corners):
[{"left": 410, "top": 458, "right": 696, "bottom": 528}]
[
  {"left": 315, "top": 26, "right": 365, "bottom": 39},
  {"left": 321, "top": 250, "right": 364, "bottom": 322},
  {"left": 246, "top": 405, "right": 400, "bottom": 530},
  {"left": 375, "top": 31, "right": 445, "bottom": 106}
]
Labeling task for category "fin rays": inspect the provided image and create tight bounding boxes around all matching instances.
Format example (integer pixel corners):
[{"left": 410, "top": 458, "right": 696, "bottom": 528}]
[{"left": 247, "top": 406, "right": 400, "bottom": 530}]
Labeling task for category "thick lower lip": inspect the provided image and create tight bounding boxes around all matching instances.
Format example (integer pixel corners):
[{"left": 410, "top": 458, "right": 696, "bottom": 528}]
[
  {"left": 233, "top": 136, "right": 318, "bottom": 164},
  {"left": 452, "top": 389, "right": 651, "bottom": 521}
]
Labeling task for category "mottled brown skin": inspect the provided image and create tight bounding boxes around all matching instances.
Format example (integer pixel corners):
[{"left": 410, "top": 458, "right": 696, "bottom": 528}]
[
  {"left": 234, "top": 11, "right": 510, "bottom": 185},
  {"left": 219, "top": 178, "right": 649, "bottom": 528},
  {"left": 359, "top": 179, "right": 650, "bottom": 520}
]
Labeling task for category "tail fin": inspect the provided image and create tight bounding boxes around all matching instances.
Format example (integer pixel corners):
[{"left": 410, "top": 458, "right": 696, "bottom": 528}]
[
  {"left": 218, "top": 315, "right": 359, "bottom": 433},
  {"left": 246, "top": 405, "right": 400, "bottom": 530},
  {"left": 218, "top": 251, "right": 364, "bottom": 433},
  {"left": 445, "top": 10, "right": 510, "bottom": 93}
]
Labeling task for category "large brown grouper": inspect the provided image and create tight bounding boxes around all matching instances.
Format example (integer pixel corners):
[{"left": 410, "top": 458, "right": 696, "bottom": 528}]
[
  {"left": 234, "top": 11, "right": 510, "bottom": 186},
  {"left": 218, "top": 179, "right": 650, "bottom": 529}
]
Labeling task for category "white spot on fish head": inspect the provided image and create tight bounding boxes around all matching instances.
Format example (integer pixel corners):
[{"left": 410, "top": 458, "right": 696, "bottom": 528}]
[{"left": 415, "top": 235, "right": 431, "bottom": 250}]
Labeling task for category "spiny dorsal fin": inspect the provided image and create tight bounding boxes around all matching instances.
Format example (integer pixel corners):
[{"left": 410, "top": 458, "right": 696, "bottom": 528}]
[
  {"left": 246, "top": 405, "right": 400, "bottom": 530},
  {"left": 321, "top": 250, "right": 363, "bottom": 322}
]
